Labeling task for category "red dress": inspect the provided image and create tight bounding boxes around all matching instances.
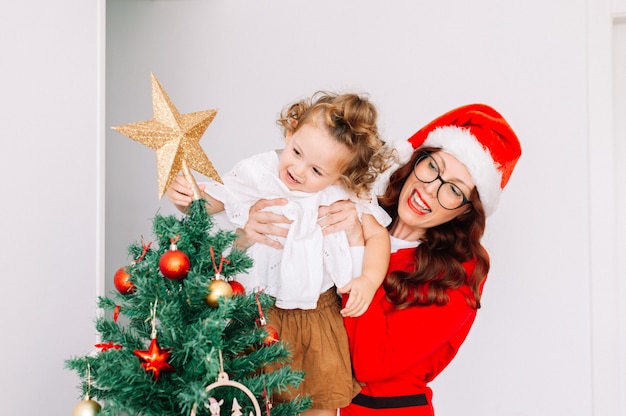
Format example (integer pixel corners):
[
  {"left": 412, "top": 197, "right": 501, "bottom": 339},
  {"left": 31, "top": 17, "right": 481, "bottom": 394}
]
[{"left": 341, "top": 247, "right": 482, "bottom": 416}]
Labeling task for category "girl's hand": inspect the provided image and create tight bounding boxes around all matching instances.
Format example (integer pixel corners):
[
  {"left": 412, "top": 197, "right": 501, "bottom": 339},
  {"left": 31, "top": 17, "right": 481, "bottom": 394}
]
[
  {"left": 317, "top": 200, "right": 364, "bottom": 246},
  {"left": 338, "top": 276, "right": 378, "bottom": 317},
  {"left": 236, "top": 198, "right": 292, "bottom": 250},
  {"left": 166, "top": 175, "right": 206, "bottom": 213}
]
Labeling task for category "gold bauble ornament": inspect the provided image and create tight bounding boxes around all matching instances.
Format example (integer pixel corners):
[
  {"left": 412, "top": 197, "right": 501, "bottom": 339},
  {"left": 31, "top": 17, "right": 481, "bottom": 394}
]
[
  {"left": 205, "top": 279, "right": 233, "bottom": 307},
  {"left": 72, "top": 396, "right": 101, "bottom": 416}
]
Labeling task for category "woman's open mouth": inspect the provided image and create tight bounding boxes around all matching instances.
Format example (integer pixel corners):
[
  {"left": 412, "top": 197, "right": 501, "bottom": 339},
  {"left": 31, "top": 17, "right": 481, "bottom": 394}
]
[{"left": 408, "top": 189, "right": 431, "bottom": 215}]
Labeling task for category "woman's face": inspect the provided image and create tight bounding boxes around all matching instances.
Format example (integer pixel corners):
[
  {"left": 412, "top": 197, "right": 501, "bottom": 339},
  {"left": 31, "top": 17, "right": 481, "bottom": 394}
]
[{"left": 391, "top": 150, "right": 476, "bottom": 241}]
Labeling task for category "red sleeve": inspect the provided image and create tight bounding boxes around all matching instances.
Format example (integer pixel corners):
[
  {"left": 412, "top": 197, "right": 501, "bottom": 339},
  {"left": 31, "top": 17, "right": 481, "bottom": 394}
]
[
  {"left": 349, "top": 286, "right": 476, "bottom": 382},
  {"left": 345, "top": 249, "right": 481, "bottom": 384}
]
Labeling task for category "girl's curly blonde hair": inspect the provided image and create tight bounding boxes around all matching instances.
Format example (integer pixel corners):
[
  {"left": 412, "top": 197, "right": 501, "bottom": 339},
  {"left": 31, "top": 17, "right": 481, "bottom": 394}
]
[{"left": 277, "top": 91, "right": 394, "bottom": 198}]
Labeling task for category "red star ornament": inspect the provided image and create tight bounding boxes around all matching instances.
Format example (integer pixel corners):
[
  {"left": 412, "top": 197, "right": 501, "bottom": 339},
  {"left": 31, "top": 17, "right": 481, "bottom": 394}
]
[
  {"left": 112, "top": 73, "right": 222, "bottom": 199},
  {"left": 133, "top": 337, "right": 175, "bottom": 379}
]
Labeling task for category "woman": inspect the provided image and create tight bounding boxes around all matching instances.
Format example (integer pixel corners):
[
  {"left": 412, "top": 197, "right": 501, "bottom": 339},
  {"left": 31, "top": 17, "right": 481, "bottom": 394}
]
[{"left": 242, "top": 104, "right": 522, "bottom": 415}]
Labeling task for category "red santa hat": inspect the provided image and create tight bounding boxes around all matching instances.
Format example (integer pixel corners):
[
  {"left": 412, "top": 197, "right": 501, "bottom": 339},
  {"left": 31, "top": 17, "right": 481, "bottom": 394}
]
[{"left": 394, "top": 104, "right": 521, "bottom": 216}]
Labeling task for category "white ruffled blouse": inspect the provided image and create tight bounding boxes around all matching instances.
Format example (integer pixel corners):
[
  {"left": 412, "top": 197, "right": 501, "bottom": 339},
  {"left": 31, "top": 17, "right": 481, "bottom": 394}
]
[{"left": 204, "top": 151, "right": 391, "bottom": 309}]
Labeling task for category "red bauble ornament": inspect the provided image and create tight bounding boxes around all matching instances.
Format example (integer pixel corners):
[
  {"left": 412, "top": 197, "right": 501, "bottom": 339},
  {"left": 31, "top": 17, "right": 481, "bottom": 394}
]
[
  {"left": 229, "top": 280, "right": 245, "bottom": 296},
  {"left": 113, "top": 267, "right": 135, "bottom": 294},
  {"left": 159, "top": 249, "right": 190, "bottom": 280},
  {"left": 263, "top": 324, "right": 279, "bottom": 345},
  {"left": 133, "top": 337, "right": 175, "bottom": 380}
]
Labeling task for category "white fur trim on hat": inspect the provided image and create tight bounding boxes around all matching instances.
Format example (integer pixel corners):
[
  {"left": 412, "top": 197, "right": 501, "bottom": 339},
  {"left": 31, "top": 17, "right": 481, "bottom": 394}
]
[
  {"left": 371, "top": 139, "right": 412, "bottom": 196},
  {"left": 423, "top": 126, "right": 502, "bottom": 216},
  {"left": 394, "top": 139, "right": 415, "bottom": 165}
]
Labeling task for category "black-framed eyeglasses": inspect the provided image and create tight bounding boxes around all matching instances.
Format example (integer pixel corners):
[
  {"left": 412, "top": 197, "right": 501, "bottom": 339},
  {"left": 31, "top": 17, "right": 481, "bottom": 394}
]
[{"left": 413, "top": 152, "right": 472, "bottom": 210}]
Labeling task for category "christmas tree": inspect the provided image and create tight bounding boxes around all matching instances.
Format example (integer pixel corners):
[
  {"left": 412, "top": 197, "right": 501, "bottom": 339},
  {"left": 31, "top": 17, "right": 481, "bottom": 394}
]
[
  {"left": 66, "top": 74, "right": 311, "bottom": 416},
  {"left": 67, "top": 199, "right": 310, "bottom": 416}
]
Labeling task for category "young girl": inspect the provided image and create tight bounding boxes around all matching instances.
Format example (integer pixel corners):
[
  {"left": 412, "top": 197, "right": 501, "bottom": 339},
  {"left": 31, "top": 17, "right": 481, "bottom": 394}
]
[{"left": 167, "top": 91, "right": 394, "bottom": 415}]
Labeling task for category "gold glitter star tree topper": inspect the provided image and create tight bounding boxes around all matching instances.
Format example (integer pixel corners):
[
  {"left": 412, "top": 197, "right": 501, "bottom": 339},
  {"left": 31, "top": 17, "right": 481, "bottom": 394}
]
[{"left": 112, "top": 73, "right": 222, "bottom": 199}]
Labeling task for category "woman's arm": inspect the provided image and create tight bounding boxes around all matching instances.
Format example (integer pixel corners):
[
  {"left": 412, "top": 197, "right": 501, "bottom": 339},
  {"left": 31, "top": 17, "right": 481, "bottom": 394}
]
[
  {"left": 241, "top": 198, "right": 364, "bottom": 250},
  {"left": 234, "top": 198, "right": 292, "bottom": 250},
  {"left": 348, "top": 286, "right": 477, "bottom": 382},
  {"left": 317, "top": 199, "right": 364, "bottom": 245}
]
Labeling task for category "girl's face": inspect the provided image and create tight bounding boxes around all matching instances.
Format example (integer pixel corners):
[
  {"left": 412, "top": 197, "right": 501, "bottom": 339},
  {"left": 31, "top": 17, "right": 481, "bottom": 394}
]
[
  {"left": 391, "top": 150, "right": 476, "bottom": 241},
  {"left": 279, "top": 121, "right": 353, "bottom": 193}
]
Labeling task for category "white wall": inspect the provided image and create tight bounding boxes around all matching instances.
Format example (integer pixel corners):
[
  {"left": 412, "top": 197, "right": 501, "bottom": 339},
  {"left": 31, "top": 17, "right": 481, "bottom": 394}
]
[
  {"left": 613, "top": 16, "right": 626, "bottom": 416},
  {"left": 1, "top": 0, "right": 622, "bottom": 415},
  {"left": 105, "top": 0, "right": 626, "bottom": 415},
  {"left": 106, "top": 1, "right": 598, "bottom": 415},
  {"left": 588, "top": 2, "right": 626, "bottom": 414},
  {"left": 0, "top": 0, "right": 104, "bottom": 414}
]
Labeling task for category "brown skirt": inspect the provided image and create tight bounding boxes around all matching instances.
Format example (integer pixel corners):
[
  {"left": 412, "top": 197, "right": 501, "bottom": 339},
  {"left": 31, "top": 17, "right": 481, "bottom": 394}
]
[{"left": 267, "top": 287, "right": 361, "bottom": 409}]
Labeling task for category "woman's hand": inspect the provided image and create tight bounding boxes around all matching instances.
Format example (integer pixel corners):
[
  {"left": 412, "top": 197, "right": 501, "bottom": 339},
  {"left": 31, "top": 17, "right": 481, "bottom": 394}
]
[
  {"left": 236, "top": 198, "right": 292, "bottom": 250},
  {"left": 317, "top": 200, "right": 364, "bottom": 246}
]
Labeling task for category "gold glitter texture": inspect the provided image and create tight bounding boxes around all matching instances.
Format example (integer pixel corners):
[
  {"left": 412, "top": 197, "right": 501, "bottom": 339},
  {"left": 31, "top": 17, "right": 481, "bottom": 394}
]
[{"left": 112, "top": 73, "right": 222, "bottom": 199}]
